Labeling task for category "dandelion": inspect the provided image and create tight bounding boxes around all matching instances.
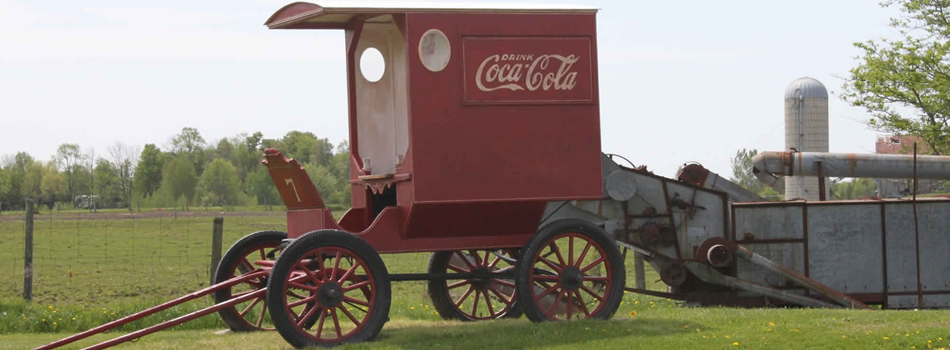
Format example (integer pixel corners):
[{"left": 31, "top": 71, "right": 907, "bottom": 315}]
[
  {"left": 702, "top": 336, "right": 707, "bottom": 339},
  {"left": 769, "top": 322, "right": 775, "bottom": 327},
  {"left": 634, "top": 300, "right": 639, "bottom": 304},
  {"left": 52, "top": 310, "right": 57, "bottom": 314},
  {"left": 585, "top": 327, "right": 590, "bottom": 331},
  {"left": 733, "top": 342, "right": 739, "bottom": 346},
  {"left": 48, "top": 306, "right": 53, "bottom": 309},
  {"left": 842, "top": 335, "right": 847, "bottom": 338},
  {"left": 410, "top": 306, "right": 415, "bottom": 310},
  {"left": 725, "top": 335, "right": 731, "bottom": 339},
  {"left": 72, "top": 317, "right": 76, "bottom": 320},
  {"left": 42, "top": 319, "right": 46, "bottom": 322},
  {"left": 883, "top": 337, "right": 889, "bottom": 340},
  {"left": 683, "top": 325, "right": 689, "bottom": 329},
  {"left": 767, "top": 329, "right": 772, "bottom": 332},
  {"left": 629, "top": 311, "right": 637, "bottom": 317},
  {"left": 53, "top": 322, "right": 57, "bottom": 325}
]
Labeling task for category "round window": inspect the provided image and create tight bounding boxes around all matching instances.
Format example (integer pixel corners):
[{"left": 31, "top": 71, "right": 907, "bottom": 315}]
[
  {"left": 360, "top": 47, "right": 385, "bottom": 82},
  {"left": 419, "top": 29, "right": 450, "bottom": 72}
]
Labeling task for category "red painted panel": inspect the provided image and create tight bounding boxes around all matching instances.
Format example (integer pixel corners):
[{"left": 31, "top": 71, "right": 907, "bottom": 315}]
[
  {"left": 462, "top": 37, "right": 594, "bottom": 105},
  {"left": 404, "top": 201, "right": 547, "bottom": 239},
  {"left": 406, "top": 13, "right": 603, "bottom": 203},
  {"left": 263, "top": 149, "right": 326, "bottom": 209}
]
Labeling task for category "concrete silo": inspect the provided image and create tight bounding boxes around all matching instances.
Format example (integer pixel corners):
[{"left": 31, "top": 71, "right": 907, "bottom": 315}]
[{"left": 784, "top": 77, "right": 830, "bottom": 200}]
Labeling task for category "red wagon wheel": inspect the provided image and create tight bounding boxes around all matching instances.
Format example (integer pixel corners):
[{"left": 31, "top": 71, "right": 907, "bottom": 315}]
[
  {"left": 267, "top": 230, "right": 391, "bottom": 348},
  {"left": 516, "top": 219, "right": 625, "bottom": 322},
  {"left": 427, "top": 250, "right": 521, "bottom": 321},
  {"left": 213, "top": 230, "right": 286, "bottom": 332}
]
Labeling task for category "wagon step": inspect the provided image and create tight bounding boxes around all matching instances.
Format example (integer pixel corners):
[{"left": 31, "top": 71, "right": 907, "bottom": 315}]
[{"left": 34, "top": 271, "right": 269, "bottom": 350}]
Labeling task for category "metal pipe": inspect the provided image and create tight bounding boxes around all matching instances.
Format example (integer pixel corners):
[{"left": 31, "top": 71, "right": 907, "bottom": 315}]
[{"left": 752, "top": 151, "right": 950, "bottom": 183}]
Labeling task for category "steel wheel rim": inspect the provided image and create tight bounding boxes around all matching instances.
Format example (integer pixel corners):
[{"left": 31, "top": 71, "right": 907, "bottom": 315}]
[
  {"left": 224, "top": 243, "right": 279, "bottom": 330},
  {"left": 443, "top": 250, "right": 517, "bottom": 320},
  {"left": 528, "top": 233, "right": 613, "bottom": 320},
  {"left": 282, "top": 246, "right": 377, "bottom": 343}
]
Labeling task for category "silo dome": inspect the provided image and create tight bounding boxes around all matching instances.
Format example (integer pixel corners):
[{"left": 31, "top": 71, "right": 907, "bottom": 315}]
[
  {"left": 784, "top": 77, "right": 828, "bottom": 99},
  {"left": 784, "top": 77, "right": 829, "bottom": 201}
]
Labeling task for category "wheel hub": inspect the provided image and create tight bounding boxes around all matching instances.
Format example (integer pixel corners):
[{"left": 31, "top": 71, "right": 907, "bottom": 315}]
[
  {"left": 471, "top": 267, "right": 492, "bottom": 289},
  {"left": 317, "top": 282, "right": 344, "bottom": 308},
  {"left": 560, "top": 266, "right": 584, "bottom": 291}
]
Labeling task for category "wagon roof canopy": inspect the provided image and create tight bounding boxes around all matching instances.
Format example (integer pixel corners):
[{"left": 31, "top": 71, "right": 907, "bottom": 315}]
[{"left": 265, "top": 1, "right": 598, "bottom": 29}]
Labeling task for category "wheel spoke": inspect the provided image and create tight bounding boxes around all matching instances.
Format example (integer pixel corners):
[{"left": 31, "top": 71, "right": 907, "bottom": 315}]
[
  {"left": 330, "top": 251, "right": 342, "bottom": 282},
  {"left": 488, "top": 285, "right": 514, "bottom": 306},
  {"left": 287, "top": 295, "right": 319, "bottom": 308},
  {"left": 487, "top": 255, "right": 501, "bottom": 269},
  {"left": 342, "top": 280, "right": 371, "bottom": 293},
  {"left": 538, "top": 257, "right": 563, "bottom": 273},
  {"left": 565, "top": 289, "right": 573, "bottom": 320},
  {"left": 583, "top": 276, "right": 608, "bottom": 282},
  {"left": 288, "top": 281, "right": 318, "bottom": 292},
  {"left": 232, "top": 289, "right": 262, "bottom": 299},
  {"left": 532, "top": 275, "right": 560, "bottom": 281},
  {"left": 331, "top": 308, "right": 342, "bottom": 338},
  {"left": 259, "top": 248, "right": 266, "bottom": 261},
  {"left": 337, "top": 260, "right": 360, "bottom": 284},
  {"left": 574, "top": 291, "right": 591, "bottom": 316},
  {"left": 483, "top": 251, "right": 491, "bottom": 268},
  {"left": 239, "top": 258, "right": 255, "bottom": 274},
  {"left": 468, "top": 250, "right": 483, "bottom": 266},
  {"left": 314, "top": 250, "right": 329, "bottom": 282},
  {"left": 580, "top": 285, "right": 604, "bottom": 301},
  {"left": 447, "top": 263, "right": 468, "bottom": 273},
  {"left": 548, "top": 288, "right": 565, "bottom": 315},
  {"left": 239, "top": 297, "right": 262, "bottom": 317},
  {"left": 492, "top": 279, "right": 515, "bottom": 288},
  {"left": 446, "top": 280, "right": 471, "bottom": 290},
  {"left": 342, "top": 296, "right": 370, "bottom": 307},
  {"left": 568, "top": 237, "right": 574, "bottom": 266},
  {"left": 549, "top": 242, "right": 567, "bottom": 267},
  {"left": 534, "top": 283, "right": 561, "bottom": 301},
  {"left": 454, "top": 285, "right": 474, "bottom": 307},
  {"left": 296, "top": 305, "right": 320, "bottom": 327},
  {"left": 471, "top": 288, "right": 480, "bottom": 315},
  {"left": 256, "top": 302, "right": 267, "bottom": 328},
  {"left": 580, "top": 257, "right": 605, "bottom": 273},
  {"left": 315, "top": 309, "right": 327, "bottom": 338},
  {"left": 455, "top": 251, "right": 477, "bottom": 270},
  {"left": 574, "top": 241, "right": 592, "bottom": 267},
  {"left": 296, "top": 262, "right": 323, "bottom": 285},
  {"left": 338, "top": 305, "right": 361, "bottom": 326},
  {"left": 482, "top": 290, "right": 495, "bottom": 316}
]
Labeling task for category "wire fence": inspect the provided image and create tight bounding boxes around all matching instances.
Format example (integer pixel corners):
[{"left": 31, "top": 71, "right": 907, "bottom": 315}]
[{"left": 0, "top": 210, "right": 285, "bottom": 306}]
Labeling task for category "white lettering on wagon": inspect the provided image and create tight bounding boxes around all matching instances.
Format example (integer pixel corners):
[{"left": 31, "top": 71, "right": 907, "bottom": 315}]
[{"left": 474, "top": 54, "right": 580, "bottom": 92}]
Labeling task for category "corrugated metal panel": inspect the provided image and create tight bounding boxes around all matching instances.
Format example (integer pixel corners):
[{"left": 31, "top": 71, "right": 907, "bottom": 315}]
[
  {"left": 885, "top": 203, "right": 918, "bottom": 293},
  {"left": 807, "top": 204, "right": 884, "bottom": 294},
  {"left": 784, "top": 77, "right": 828, "bottom": 99}
]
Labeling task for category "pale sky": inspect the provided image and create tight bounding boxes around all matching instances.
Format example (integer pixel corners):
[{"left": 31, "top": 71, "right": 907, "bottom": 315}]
[{"left": 0, "top": 0, "right": 900, "bottom": 178}]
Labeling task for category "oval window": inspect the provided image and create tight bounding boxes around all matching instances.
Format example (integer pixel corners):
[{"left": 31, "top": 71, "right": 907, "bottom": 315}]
[
  {"left": 419, "top": 29, "right": 450, "bottom": 72},
  {"left": 360, "top": 47, "right": 385, "bottom": 82}
]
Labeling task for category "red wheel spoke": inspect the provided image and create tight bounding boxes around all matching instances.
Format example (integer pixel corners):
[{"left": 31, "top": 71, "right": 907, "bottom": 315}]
[
  {"left": 315, "top": 309, "right": 327, "bottom": 338},
  {"left": 566, "top": 289, "right": 573, "bottom": 320},
  {"left": 259, "top": 248, "right": 266, "bottom": 261},
  {"left": 482, "top": 290, "right": 496, "bottom": 316},
  {"left": 287, "top": 295, "right": 319, "bottom": 308},
  {"left": 487, "top": 255, "right": 501, "bottom": 269},
  {"left": 534, "top": 283, "right": 561, "bottom": 301},
  {"left": 574, "top": 291, "right": 591, "bottom": 317},
  {"left": 331, "top": 308, "right": 342, "bottom": 338},
  {"left": 492, "top": 279, "right": 515, "bottom": 288},
  {"left": 296, "top": 306, "right": 320, "bottom": 326},
  {"left": 580, "top": 257, "right": 605, "bottom": 273},
  {"left": 583, "top": 276, "right": 608, "bottom": 282},
  {"left": 454, "top": 285, "right": 474, "bottom": 307},
  {"left": 579, "top": 285, "right": 604, "bottom": 301},
  {"left": 574, "top": 241, "right": 592, "bottom": 267},
  {"left": 287, "top": 290, "right": 310, "bottom": 300},
  {"left": 550, "top": 242, "right": 567, "bottom": 267},
  {"left": 532, "top": 275, "right": 560, "bottom": 281},
  {"left": 337, "top": 261, "right": 360, "bottom": 284},
  {"left": 239, "top": 298, "right": 262, "bottom": 317},
  {"left": 548, "top": 288, "right": 565, "bottom": 315},
  {"left": 342, "top": 280, "right": 371, "bottom": 292},
  {"left": 447, "top": 263, "right": 468, "bottom": 273},
  {"left": 468, "top": 250, "right": 483, "bottom": 266},
  {"left": 568, "top": 236, "right": 574, "bottom": 266},
  {"left": 288, "top": 281, "right": 318, "bottom": 292},
  {"left": 471, "top": 288, "right": 480, "bottom": 315},
  {"left": 538, "top": 257, "right": 563, "bottom": 273},
  {"left": 488, "top": 285, "right": 514, "bottom": 306},
  {"left": 446, "top": 280, "right": 471, "bottom": 290},
  {"left": 240, "top": 258, "right": 255, "bottom": 274},
  {"left": 296, "top": 262, "right": 323, "bottom": 285},
  {"left": 483, "top": 251, "right": 491, "bottom": 268},
  {"left": 342, "top": 296, "right": 370, "bottom": 307},
  {"left": 455, "top": 251, "right": 477, "bottom": 270},
  {"left": 338, "top": 305, "right": 361, "bottom": 326},
  {"left": 314, "top": 250, "right": 329, "bottom": 281},
  {"left": 256, "top": 302, "right": 267, "bottom": 328},
  {"left": 330, "top": 251, "right": 342, "bottom": 282}
]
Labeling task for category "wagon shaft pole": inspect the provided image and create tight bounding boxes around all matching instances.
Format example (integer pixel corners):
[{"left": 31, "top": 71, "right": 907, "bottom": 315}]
[{"left": 33, "top": 270, "right": 268, "bottom": 350}]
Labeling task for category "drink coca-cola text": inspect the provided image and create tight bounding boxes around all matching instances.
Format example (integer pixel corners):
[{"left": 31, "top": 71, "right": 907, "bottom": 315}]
[{"left": 475, "top": 54, "right": 580, "bottom": 92}]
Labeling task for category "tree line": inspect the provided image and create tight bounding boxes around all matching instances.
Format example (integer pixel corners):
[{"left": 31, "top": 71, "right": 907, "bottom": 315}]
[{"left": 0, "top": 128, "right": 351, "bottom": 212}]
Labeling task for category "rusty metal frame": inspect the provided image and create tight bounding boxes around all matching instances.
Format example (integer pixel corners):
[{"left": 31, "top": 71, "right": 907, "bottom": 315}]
[{"left": 880, "top": 202, "right": 889, "bottom": 309}]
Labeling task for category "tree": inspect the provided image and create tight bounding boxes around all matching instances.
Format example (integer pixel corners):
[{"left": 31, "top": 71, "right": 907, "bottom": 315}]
[
  {"left": 831, "top": 178, "right": 878, "bottom": 200},
  {"left": 162, "top": 154, "right": 198, "bottom": 210},
  {"left": 170, "top": 127, "right": 209, "bottom": 175},
  {"left": 230, "top": 132, "right": 264, "bottom": 191},
  {"left": 134, "top": 144, "right": 166, "bottom": 198},
  {"left": 197, "top": 159, "right": 242, "bottom": 209},
  {"left": 40, "top": 163, "right": 66, "bottom": 209},
  {"left": 94, "top": 159, "right": 123, "bottom": 208},
  {"left": 729, "top": 148, "right": 785, "bottom": 199},
  {"left": 246, "top": 165, "right": 280, "bottom": 210},
  {"left": 841, "top": 0, "right": 950, "bottom": 155},
  {"left": 304, "top": 163, "right": 340, "bottom": 206},
  {"left": 108, "top": 142, "right": 140, "bottom": 212},
  {"left": 54, "top": 144, "right": 85, "bottom": 201}
]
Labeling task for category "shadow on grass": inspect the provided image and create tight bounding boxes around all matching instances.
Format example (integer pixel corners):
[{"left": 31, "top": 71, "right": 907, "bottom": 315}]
[{"left": 357, "top": 317, "right": 705, "bottom": 350}]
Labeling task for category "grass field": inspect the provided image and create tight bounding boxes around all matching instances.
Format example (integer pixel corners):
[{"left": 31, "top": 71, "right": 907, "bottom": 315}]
[{"left": 2, "top": 212, "right": 950, "bottom": 349}]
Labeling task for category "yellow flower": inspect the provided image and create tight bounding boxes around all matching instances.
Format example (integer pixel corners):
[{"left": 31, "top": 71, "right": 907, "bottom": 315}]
[
  {"left": 42, "top": 319, "right": 46, "bottom": 322},
  {"left": 585, "top": 327, "right": 590, "bottom": 331},
  {"left": 683, "top": 325, "right": 689, "bottom": 329},
  {"left": 52, "top": 322, "right": 57, "bottom": 325},
  {"left": 883, "top": 336, "right": 889, "bottom": 340},
  {"left": 48, "top": 306, "right": 52, "bottom": 309},
  {"left": 733, "top": 342, "right": 739, "bottom": 346},
  {"left": 769, "top": 322, "right": 775, "bottom": 327},
  {"left": 767, "top": 329, "right": 772, "bottom": 332},
  {"left": 52, "top": 310, "right": 56, "bottom": 313},
  {"left": 634, "top": 300, "right": 639, "bottom": 304},
  {"left": 725, "top": 335, "right": 731, "bottom": 339},
  {"left": 629, "top": 311, "right": 637, "bottom": 317},
  {"left": 72, "top": 317, "right": 76, "bottom": 320},
  {"left": 702, "top": 336, "right": 707, "bottom": 339},
  {"left": 410, "top": 306, "right": 415, "bottom": 310}
]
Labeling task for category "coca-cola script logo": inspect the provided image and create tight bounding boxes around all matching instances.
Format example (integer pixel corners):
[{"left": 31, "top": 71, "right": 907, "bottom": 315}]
[{"left": 475, "top": 54, "right": 580, "bottom": 92}]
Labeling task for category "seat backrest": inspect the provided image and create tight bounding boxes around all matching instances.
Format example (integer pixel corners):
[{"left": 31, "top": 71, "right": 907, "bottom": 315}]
[{"left": 262, "top": 148, "right": 326, "bottom": 210}]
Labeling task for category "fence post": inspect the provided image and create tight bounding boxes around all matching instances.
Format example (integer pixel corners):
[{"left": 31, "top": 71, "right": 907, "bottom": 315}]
[
  {"left": 634, "top": 252, "right": 646, "bottom": 290},
  {"left": 24, "top": 199, "right": 34, "bottom": 302},
  {"left": 210, "top": 217, "right": 224, "bottom": 285}
]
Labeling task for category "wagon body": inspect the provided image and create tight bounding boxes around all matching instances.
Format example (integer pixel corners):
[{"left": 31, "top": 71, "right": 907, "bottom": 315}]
[{"left": 263, "top": 2, "right": 604, "bottom": 253}]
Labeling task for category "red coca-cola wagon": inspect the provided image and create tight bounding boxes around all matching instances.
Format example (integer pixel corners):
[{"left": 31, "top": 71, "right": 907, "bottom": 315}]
[{"left": 244, "top": 2, "right": 625, "bottom": 347}]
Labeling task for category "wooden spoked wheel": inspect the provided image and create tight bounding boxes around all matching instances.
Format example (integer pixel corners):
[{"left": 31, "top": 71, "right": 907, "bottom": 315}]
[
  {"left": 516, "top": 219, "right": 625, "bottom": 322},
  {"left": 213, "top": 231, "right": 286, "bottom": 332},
  {"left": 427, "top": 250, "right": 521, "bottom": 321},
  {"left": 267, "top": 230, "right": 391, "bottom": 348}
]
